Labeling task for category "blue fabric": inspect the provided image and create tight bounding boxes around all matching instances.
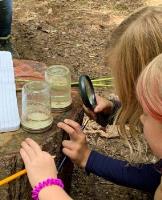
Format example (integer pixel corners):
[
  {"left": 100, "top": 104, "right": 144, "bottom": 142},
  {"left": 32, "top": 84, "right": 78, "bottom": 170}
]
[
  {"left": 85, "top": 150, "right": 161, "bottom": 193},
  {"left": 0, "top": 0, "right": 12, "bottom": 37}
]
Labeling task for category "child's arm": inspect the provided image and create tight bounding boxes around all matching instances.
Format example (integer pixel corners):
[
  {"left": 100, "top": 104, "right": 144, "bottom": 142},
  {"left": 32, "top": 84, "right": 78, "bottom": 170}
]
[
  {"left": 20, "top": 138, "right": 72, "bottom": 200},
  {"left": 58, "top": 119, "right": 161, "bottom": 193},
  {"left": 85, "top": 150, "right": 160, "bottom": 193}
]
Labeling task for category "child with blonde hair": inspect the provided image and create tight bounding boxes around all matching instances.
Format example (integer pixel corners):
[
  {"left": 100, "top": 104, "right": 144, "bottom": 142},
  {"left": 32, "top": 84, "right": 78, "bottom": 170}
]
[
  {"left": 86, "top": 5, "right": 162, "bottom": 159},
  {"left": 58, "top": 5, "right": 162, "bottom": 194}
]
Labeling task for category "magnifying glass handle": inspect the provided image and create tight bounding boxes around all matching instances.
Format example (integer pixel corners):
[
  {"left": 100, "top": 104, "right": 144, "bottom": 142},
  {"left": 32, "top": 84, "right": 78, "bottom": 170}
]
[{"left": 96, "top": 113, "right": 109, "bottom": 127}]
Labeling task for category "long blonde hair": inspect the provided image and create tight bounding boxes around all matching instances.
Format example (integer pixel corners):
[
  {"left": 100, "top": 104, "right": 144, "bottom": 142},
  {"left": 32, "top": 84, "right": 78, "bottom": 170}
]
[
  {"left": 137, "top": 54, "right": 162, "bottom": 122},
  {"left": 106, "top": 6, "right": 162, "bottom": 161}
]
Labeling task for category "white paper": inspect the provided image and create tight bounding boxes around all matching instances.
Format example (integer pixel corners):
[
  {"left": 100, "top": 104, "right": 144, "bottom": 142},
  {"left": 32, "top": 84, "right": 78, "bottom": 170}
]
[{"left": 0, "top": 51, "right": 20, "bottom": 132}]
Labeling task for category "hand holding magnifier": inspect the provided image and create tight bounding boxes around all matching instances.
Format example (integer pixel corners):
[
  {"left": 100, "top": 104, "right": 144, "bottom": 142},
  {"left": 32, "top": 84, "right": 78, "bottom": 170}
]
[{"left": 79, "top": 75, "right": 109, "bottom": 127}]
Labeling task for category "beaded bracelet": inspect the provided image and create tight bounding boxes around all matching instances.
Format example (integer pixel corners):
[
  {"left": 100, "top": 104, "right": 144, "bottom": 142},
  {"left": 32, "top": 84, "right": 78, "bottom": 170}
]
[{"left": 32, "top": 178, "right": 64, "bottom": 200}]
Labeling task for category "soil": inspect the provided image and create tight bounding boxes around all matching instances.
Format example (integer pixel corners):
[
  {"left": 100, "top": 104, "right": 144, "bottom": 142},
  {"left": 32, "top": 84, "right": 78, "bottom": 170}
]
[{"left": 12, "top": 0, "right": 161, "bottom": 199}]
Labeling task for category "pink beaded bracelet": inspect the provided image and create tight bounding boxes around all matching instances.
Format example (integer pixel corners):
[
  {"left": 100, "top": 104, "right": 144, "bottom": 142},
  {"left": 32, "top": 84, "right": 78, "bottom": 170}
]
[{"left": 32, "top": 178, "right": 64, "bottom": 200}]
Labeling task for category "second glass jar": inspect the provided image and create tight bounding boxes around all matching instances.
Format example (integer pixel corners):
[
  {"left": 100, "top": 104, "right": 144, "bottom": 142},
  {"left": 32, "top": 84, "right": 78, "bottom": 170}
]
[{"left": 45, "top": 65, "right": 72, "bottom": 111}]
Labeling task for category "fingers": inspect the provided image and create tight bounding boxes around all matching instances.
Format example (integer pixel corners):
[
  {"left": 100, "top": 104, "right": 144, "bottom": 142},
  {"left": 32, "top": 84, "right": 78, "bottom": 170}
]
[
  {"left": 83, "top": 94, "right": 106, "bottom": 114},
  {"left": 94, "top": 95, "right": 112, "bottom": 113},
  {"left": 57, "top": 122, "right": 78, "bottom": 140},
  {"left": 21, "top": 138, "right": 42, "bottom": 161},
  {"left": 20, "top": 148, "right": 31, "bottom": 164},
  {"left": 62, "top": 148, "right": 74, "bottom": 158},
  {"left": 21, "top": 141, "right": 36, "bottom": 160},
  {"left": 62, "top": 140, "right": 77, "bottom": 150},
  {"left": 83, "top": 105, "right": 96, "bottom": 120},
  {"left": 94, "top": 95, "right": 105, "bottom": 112},
  {"left": 57, "top": 119, "right": 83, "bottom": 141},
  {"left": 94, "top": 105, "right": 103, "bottom": 113},
  {"left": 62, "top": 139, "right": 86, "bottom": 161},
  {"left": 25, "top": 138, "right": 42, "bottom": 155},
  {"left": 64, "top": 119, "right": 82, "bottom": 132}
]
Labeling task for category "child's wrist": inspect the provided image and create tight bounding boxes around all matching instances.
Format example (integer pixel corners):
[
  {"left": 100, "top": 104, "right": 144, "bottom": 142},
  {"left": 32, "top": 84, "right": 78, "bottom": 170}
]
[
  {"left": 80, "top": 149, "right": 91, "bottom": 168},
  {"left": 39, "top": 185, "right": 64, "bottom": 199},
  {"left": 32, "top": 178, "right": 64, "bottom": 200}
]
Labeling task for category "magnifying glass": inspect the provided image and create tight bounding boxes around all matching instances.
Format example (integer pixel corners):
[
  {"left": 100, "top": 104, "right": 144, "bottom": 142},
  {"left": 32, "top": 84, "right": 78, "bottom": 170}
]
[
  {"left": 79, "top": 75, "right": 108, "bottom": 127},
  {"left": 79, "top": 75, "right": 97, "bottom": 109}
]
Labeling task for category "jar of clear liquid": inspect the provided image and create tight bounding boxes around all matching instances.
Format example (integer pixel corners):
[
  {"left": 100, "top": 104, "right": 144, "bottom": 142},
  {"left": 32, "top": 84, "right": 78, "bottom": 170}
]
[
  {"left": 21, "top": 81, "right": 53, "bottom": 133},
  {"left": 45, "top": 65, "right": 72, "bottom": 111}
]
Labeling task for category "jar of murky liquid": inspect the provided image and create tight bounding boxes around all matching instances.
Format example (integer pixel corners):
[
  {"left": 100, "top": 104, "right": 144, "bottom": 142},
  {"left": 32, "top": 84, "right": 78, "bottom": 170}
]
[
  {"left": 45, "top": 65, "right": 72, "bottom": 111},
  {"left": 21, "top": 81, "right": 53, "bottom": 133}
]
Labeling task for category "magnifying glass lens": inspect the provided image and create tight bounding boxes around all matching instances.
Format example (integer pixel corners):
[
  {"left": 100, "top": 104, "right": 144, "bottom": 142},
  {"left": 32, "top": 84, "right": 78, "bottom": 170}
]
[
  {"left": 85, "top": 80, "right": 93, "bottom": 105},
  {"left": 79, "top": 75, "right": 97, "bottom": 109}
]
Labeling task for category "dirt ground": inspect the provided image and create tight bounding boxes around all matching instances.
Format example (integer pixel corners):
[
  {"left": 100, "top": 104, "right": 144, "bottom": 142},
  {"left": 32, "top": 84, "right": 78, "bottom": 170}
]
[{"left": 12, "top": 0, "right": 161, "bottom": 199}]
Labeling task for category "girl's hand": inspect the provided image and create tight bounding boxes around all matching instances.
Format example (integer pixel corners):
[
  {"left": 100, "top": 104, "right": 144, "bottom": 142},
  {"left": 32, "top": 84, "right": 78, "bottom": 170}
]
[
  {"left": 57, "top": 119, "right": 91, "bottom": 168},
  {"left": 83, "top": 94, "right": 113, "bottom": 121},
  {"left": 20, "top": 138, "right": 57, "bottom": 188}
]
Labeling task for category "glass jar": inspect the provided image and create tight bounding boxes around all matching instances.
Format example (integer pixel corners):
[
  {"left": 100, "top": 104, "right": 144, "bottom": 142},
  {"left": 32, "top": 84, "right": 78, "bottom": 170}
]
[
  {"left": 45, "top": 65, "right": 72, "bottom": 111},
  {"left": 21, "top": 81, "right": 53, "bottom": 133}
]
